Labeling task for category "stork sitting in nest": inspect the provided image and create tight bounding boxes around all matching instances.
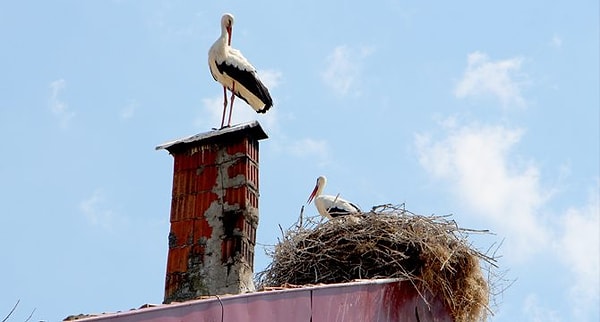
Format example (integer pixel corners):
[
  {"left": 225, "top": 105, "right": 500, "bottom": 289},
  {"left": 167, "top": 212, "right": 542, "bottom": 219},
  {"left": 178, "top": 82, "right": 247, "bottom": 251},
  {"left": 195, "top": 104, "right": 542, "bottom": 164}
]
[{"left": 307, "top": 176, "right": 361, "bottom": 219}]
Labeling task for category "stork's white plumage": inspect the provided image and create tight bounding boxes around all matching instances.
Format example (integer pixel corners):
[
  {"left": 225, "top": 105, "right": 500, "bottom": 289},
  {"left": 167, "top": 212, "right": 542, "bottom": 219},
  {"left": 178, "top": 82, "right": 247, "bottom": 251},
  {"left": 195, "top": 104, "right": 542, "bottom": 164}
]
[
  {"left": 307, "top": 176, "right": 361, "bottom": 219},
  {"left": 208, "top": 13, "right": 273, "bottom": 128}
]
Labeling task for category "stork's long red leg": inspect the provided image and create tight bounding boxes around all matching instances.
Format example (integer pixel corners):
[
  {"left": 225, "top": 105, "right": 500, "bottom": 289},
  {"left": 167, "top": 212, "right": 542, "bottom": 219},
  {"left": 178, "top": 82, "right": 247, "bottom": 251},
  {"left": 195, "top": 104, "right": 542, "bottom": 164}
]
[
  {"left": 227, "top": 82, "right": 236, "bottom": 127},
  {"left": 220, "top": 86, "right": 228, "bottom": 128}
]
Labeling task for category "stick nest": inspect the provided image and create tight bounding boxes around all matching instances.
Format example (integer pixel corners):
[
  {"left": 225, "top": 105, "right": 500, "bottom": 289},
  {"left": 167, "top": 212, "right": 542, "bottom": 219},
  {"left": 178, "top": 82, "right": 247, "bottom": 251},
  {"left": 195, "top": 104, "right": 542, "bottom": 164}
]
[{"left": 257, "top": 204, "right": 496, "bottom": 322}]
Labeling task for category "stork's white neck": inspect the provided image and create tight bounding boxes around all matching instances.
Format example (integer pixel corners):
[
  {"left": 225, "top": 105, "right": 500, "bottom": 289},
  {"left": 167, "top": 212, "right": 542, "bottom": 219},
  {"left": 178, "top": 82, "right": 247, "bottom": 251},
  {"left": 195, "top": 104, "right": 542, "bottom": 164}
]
[
  {"left": 315, "top": 176, "right": 327, "bottom": 197},
  {"left": 220, "top": 26, "right": 230, "bottom": 45}
]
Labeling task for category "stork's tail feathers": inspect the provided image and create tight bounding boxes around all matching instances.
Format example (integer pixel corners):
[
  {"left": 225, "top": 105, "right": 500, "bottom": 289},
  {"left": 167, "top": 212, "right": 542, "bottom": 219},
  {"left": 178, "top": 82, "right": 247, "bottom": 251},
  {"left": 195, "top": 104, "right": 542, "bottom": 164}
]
[
  {"left": 257, "top": 102, "right": 272, "bottom": 114},
  {"left": 254, "top": 80, "right": 273, "bottom": 113}
]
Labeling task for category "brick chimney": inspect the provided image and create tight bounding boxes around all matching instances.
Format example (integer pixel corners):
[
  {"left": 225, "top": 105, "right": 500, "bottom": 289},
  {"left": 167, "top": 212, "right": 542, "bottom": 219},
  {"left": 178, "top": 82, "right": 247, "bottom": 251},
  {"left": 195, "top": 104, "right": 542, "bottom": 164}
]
[{"left": 156, "top": 121, "right": 267, "bottom": 304}]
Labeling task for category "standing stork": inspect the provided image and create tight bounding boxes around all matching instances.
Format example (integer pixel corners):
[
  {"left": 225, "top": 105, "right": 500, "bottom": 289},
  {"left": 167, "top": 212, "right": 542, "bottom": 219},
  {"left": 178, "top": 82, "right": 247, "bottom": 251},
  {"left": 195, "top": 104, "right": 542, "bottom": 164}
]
[
  {"left": 208, "top": 13, "right": 273, "bottom": 128},
  {"left": 307, "top": 176, "right": 361, "bottom": 219}
]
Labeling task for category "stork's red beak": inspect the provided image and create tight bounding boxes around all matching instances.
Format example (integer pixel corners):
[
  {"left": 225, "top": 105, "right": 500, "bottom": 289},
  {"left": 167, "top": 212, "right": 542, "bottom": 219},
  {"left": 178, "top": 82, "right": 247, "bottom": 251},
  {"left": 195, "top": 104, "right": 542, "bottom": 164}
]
[
  {"left": 307, "top": 184, "right": 318, "bottom": 204},
  {"left": 226, "top": 25, "right": 232, "bottom": 46}
]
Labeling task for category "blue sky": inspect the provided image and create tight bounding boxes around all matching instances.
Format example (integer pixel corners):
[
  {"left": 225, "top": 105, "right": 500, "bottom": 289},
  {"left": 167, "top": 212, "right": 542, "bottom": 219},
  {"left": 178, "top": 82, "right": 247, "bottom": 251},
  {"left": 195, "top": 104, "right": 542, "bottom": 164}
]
[{"left": 1, "top": 1, "right": 598, "bottom": 321}]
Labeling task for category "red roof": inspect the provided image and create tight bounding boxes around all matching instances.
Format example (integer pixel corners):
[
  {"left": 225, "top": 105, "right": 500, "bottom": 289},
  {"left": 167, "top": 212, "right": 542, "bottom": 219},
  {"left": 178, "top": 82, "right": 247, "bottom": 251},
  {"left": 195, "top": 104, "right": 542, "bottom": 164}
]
[{"left": 69, "top": 279, "right": 452, "bottom": 322}]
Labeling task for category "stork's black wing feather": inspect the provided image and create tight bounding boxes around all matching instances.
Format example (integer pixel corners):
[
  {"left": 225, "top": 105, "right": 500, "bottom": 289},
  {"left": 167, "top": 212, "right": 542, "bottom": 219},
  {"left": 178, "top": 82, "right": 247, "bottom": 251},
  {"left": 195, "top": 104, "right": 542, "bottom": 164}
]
[
  {"left": 349, "top": 202, "right": 361, "bottom": 212},
  {"left": 327, "top": 207, "right": 358, "bottom": 217},
  {"left": 215, "top": 61, "right": 273, "bottom": 112}
]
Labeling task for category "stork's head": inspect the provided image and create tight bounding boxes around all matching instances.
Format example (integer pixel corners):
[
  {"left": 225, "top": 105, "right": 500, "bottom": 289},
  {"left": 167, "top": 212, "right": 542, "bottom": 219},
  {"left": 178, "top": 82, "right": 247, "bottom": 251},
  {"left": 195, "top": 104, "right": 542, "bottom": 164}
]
[
  {"left": 221, "top": 13, "right": 234, "bottom": 45},
  {"left": 307, "top": 176, "right": 327, "bottom": 204}
]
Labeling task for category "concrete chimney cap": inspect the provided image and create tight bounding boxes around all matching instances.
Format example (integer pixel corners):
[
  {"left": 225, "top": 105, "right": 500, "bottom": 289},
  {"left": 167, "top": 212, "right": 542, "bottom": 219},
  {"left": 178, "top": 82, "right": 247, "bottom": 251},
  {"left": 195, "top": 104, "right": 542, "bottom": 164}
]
[{"left": 155, "top": 120, "right": 268, "bottom": 152}]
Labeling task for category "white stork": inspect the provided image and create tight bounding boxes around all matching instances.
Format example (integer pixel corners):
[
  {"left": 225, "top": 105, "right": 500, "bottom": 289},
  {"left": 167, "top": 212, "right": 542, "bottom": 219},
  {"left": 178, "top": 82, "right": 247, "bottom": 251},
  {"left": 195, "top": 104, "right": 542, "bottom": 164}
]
[
  {"left": 208, "top": 13, "right": 273, "bottom": 128},
  {"left": 307, "top": 176, "right": 361, "bottom": 219}
]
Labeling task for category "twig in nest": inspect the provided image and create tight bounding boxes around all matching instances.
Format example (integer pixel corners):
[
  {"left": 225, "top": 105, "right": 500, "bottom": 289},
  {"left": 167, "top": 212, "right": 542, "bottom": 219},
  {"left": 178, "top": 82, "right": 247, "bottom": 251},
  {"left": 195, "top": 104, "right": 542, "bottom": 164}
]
[{"left": 2, "top": 300, "right": 19, "bottom": 322}]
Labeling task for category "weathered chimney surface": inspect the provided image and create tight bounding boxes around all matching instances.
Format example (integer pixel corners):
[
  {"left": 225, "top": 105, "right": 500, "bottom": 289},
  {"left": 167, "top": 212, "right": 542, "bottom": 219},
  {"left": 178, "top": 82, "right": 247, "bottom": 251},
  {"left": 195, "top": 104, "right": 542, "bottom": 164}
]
[{"left": 156, "top": 121, "right": 268, "bottom": 304}]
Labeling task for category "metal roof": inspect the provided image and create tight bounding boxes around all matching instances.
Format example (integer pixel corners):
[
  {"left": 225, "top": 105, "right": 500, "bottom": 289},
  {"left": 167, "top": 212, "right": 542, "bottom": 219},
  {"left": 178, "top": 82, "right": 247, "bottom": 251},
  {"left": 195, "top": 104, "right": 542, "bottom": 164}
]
[
  {"left": 155, "top": 121, "right": 268, "bottom": 152},
  {"left": 65, "top": 279, "right": 452, "bottom": 322}
]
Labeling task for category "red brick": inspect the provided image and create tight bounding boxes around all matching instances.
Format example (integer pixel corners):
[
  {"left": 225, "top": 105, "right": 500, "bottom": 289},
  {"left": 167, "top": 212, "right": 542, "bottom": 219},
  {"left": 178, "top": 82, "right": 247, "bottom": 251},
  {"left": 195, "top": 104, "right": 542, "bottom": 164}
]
[
  {"left": 173, "top": 144, "right": 220, "bottom": 172},
  {"left": 226, "top": 137, "right": 255, "bottom": 157},
  {"left": 248, "top": 188, "right": 258, "bottom": 208},
  {"left": 249, "top": 140, "right": 259, "bottom": 163},
  {"left": 223, "top": 185, "right": 259, "bottom": 209},
  {"left": 195, "top": 191, "right": 219, "bottom": 214},
  {"left": 226, "top": 157, "right": 246, "bottom": 178},
  {"left": 192, "top": 144, "right": 218, "bottom": 165},
  {"left": 170, "top": 220, "right": 195, "bottom": 246},
  {"left": 166, "top": 246, "right": 190, "bottom": 273},
  {"left": 243, "top": 219, "right": 257, "bottom": 242},
  {"left": 224, "top": 157, "right": 259, "bottom": 189},
  {"left": 221, "top": 238, "right": 239, "bottom": 263},
  {"left": 172, "top": 170, "right": 199, "bottom": 197},
  {"left": 173, "top": 152, "right": 196, "bottom": 171},
  {"left": 240, "top": 239, "right": 255, "bottom": 268},
  {"left": 164, "top": 272, "right": 184, "bottom": 299},
  {"left": 249, "top": 162, "right": 259, "bottom": 190},
  {"left": 196, "top": 165, "right": 218, "bottom": 191},
  {"left": 223, "top": 186, "right": 246, "bottom": 207},
  {"left": 192, "top": 217, "right": 212, "bottom": 242},
  {"left": 170, "top": 194, "right": 196, "bottom": 222}
]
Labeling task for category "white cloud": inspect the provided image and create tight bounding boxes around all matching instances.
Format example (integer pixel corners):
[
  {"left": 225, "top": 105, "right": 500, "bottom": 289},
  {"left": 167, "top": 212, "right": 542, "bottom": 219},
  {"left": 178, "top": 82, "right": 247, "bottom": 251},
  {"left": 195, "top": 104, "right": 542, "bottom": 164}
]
[
  {"left": 288, "top": 138, "right": 329, "bottom": 158},
  {"left": 49, "top": 79, "right": 75, "bottom": 128},
  {"left": 550, "top": 34, "right": 563, "bottom": 48},
  {"left": 258, "top": 69, "right": 283, "bottom": 90},
  {"left": 147, "top": 2, "right": 200, "bottom": 40},
  {"left": 80, "top": 189, "right": 123, "bottom": 230},
  {"left": 271, "top": 137, "right": 331, "bottom": 167},
  {"left": 454, "top": 51, "right": 527, "bottom": 107},
  {"left": 415, "top": 120, "right": 549, "bottom": 258},
  {"left": 554, "top": 187, "right": 600, "bottom": 316},
  {"left": 321, "top": 45, "right": 374, "bottom": 97},
  {"left": 194, "top": 96, "right": 224, "bottom": 129},
  {"left": 416, "top": 119, "right": 599, "bottom": 320},
  {"left": 523, "top": 294, "right": 562, "bottom": 322},
  {"left": 120, "top": 99, "right": 138, "bottom": 120}
]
